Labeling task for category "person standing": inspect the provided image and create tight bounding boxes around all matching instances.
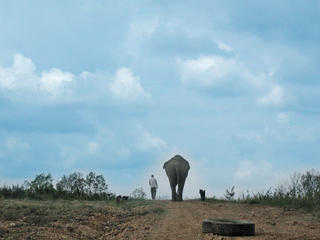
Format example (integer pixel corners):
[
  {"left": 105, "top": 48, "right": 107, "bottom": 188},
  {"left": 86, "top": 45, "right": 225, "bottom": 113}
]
[{"left": 149, "top": 174, "right": 158, "bottom": 200}]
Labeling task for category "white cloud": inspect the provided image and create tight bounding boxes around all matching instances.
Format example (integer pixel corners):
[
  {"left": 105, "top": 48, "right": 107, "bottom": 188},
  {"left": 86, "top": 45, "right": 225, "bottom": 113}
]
[
  {"left": 12, "top": 54, "right": 36, "bottom": 75},
  {"left": 177, "top": 55, "right": 287, "bottom": 109},
  {"left": 177, "top": 56, "right": 238, "bottom": 88},
  {"left": 0, "top": 54, "right": 36, "bottom": 90},
  {"left": 215, "top": 40, "right": 233, "bottom": 52},
  {"left": 110, "top": 67, "right": 150, "bottom": 101},
  {"left": 234, "top": 159, "right": 272, "bottom": 180},
  {"left": 0, "top": 53, "right": 73, "bottom": 96},
  {"left": 137, "top": 130, "right": 168, "bottom": 151},
  {"left": 258, "top": 85, "right": 284, "bottom": 106},
  {"left": 40, "top": 68, "right": 73, "bottom": 95},
  {"left": 0, "top": 54, "right": 151, "bottom": 105}
]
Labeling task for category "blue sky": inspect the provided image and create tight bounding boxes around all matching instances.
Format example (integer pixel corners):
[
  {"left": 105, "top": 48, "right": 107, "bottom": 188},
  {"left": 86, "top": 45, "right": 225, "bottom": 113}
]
[{"left": 1, "top": 0, "right": 320, "bottom": 198}]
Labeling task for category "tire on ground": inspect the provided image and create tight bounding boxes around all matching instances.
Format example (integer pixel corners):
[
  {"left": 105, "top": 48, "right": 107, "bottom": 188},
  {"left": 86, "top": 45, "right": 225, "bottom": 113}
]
[{"left": 202, "top": 219, "right": 255, "bottom": 236}]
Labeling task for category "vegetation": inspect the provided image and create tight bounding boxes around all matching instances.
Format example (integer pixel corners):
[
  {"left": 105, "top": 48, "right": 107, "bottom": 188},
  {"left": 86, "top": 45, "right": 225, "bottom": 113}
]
[
  {"left": 0, "top": 198, "right": 165, "bottom": 239},
  {"left": 224, "top": 185, "right": 235, "bottom": 201},
  {"left": 237, "top": 169, "right": 320, "bottom": 216},
  {"left": 130, "top": 187, "right": 147, "bottom": 200},
  {"left": 0, "top": 172, "right": 114, "bottom": 200}
]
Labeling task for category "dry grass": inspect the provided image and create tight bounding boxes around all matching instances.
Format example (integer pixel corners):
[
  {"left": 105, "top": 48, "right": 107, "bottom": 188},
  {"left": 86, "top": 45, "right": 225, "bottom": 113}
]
[{"left": 0, "top": 199, "right": 164, "bottom": 239}]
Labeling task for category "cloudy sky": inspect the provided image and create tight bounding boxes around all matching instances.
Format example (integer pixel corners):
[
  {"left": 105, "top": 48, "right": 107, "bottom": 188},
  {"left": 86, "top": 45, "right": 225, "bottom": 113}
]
[{"left": 1, "top": 0, "right": 320, "bottom": 198}]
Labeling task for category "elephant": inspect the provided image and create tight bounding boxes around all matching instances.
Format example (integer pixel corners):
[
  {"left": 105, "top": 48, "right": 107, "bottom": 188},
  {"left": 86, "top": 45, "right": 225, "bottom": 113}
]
[{"left": 163, "top": 155, "right": 190, "bottom": 201}]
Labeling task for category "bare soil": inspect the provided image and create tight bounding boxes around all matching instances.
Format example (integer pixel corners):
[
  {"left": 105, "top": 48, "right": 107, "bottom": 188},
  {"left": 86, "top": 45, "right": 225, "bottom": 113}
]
[
  {"left": 0, "top": 199, "right": 319, "bottom": 240},
  {"left": 149, "top": 201, "right": 320, "bottom": 240}
]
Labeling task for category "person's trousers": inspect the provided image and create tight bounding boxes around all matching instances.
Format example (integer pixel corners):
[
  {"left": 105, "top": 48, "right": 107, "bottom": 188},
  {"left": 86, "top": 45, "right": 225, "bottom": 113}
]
[{"left": 151, "top": 187, "right": 157, "bottom": 200}]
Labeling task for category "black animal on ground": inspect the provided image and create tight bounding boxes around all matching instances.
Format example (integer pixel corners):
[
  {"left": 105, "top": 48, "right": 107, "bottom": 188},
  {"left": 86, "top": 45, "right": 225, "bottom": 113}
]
[
  {"left": 116, "top": 195, "right": 122, "bottom": 203},
  {"left": 199, "top": 189, "right": 206, "bottom": 201},
  {"left": 122, "top": 196, "right": 129, "bottom": 200}
]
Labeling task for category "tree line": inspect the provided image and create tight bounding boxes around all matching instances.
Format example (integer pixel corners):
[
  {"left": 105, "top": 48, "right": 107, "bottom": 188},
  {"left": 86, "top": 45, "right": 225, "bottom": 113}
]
[{"left": 0, "top": 172, "right": 115, "bottom": 200}]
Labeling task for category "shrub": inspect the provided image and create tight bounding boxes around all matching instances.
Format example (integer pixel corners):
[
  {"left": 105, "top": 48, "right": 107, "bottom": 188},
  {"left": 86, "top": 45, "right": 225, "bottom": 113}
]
[
  {"left": 224, "top": 186, "right": 235, "bottom": 201},
  {"left": 131, "top": 187, "right": 147, "bottom": 200},
  {"left": 238, "top": 169, "right": 320, "bottom": 215}
]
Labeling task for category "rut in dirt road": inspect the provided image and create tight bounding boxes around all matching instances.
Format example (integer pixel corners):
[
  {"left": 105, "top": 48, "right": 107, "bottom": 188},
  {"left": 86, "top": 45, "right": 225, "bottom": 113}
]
[{"left": 149, "top": 201, "right": 212, "bottom": 240}]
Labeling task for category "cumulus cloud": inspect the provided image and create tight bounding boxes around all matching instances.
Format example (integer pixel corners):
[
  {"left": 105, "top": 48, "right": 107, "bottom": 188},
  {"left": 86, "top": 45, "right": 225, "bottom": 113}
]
[
  {"left": 0, "top": 54, "right": 151, "bottom": 104},
  {"left": 258, "top": 85, "right": 284, "bottom": 106},
  {"left": 215, "top": 40, "right": 233, "bottom": 52},
  {"left": 177, "top": 54, "right": 267, "bottom": 91},
  {"left": 0, "top": 54, "right": 37, "bottom": 90},
  {"left": 177, "top": 56, "right": 238, "bottom": 88},
  {"left": 110, "top": 67, "right": 150, "bottom": 101},
  {"left": 40, "top": 68, "right": 73, "bottom": 95},
  {"left": 177, "top": 54, "right": 287, "bottom": 108},
  {"left": 0, "top": 53, "right": 73, "bottom": 97},
  {"left": 137, "top": 130, "right": 168, "bottom": 151}
]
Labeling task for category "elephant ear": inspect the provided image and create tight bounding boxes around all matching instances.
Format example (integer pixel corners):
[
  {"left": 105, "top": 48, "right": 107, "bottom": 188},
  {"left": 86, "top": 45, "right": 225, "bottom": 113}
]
[
  {"left": 163, "top": 161, "right": 168, "bottom": 169},
  {"left": 186, "top": 161, "right": 190, "bottom": 170}
]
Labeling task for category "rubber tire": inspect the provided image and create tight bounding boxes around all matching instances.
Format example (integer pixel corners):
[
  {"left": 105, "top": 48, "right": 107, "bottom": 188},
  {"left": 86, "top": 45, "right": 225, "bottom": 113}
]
[{"left": 202, "top": 219, "right": 255, "bottom": 236}]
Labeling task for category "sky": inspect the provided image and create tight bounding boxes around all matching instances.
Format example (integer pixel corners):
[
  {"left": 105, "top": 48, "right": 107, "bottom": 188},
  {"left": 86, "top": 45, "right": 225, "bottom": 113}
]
[{"left": 0, "top": 0, "right": 320, "bottom": 199}]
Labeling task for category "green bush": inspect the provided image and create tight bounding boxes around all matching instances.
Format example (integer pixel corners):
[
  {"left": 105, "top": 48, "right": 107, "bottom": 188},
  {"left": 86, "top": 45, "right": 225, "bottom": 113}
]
[
  {"left": 0, "top": 171, "right": 113, "bottom": 201},
  {"left": 130, "top": 187, "right": 147, "bottom": 200}
]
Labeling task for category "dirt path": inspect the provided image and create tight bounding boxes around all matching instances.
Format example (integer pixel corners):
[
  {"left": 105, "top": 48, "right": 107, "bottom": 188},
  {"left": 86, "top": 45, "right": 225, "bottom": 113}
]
[
  {"left": 1, "top": 199, "right": 319, "bottom": 239},
  {"left": 147, "top": 201, "right": 320, "bottom": 240}
]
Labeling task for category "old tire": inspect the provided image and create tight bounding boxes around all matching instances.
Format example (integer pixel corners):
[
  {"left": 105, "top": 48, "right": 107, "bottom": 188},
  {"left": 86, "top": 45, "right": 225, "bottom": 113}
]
[{"left": 202, "top": 219, "right": 255, "bottom": 236}]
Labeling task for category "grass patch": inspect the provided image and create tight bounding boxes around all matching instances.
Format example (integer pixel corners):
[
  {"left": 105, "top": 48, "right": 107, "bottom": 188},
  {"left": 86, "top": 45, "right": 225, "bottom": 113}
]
[
  {"left": 0, "top": 199, "right": 110, "bottom": 226},
  {"left": 0, "top": 198, "right": 166, "bottom": 228},
  {"left": 111, "top": 199, "right": 166, "bottom": 216},
  {"left": 110, "top": 199, "right": 155, "bottom": 210}
]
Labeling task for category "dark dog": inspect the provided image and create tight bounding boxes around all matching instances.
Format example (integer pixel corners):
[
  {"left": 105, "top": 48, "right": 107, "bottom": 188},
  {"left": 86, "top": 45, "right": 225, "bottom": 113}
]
[
  {"left": 116, "top": 195, "right": 122, "bottom": 203},
  {"left": 199, "top": 189, "right": 206, "bottom": 201},
  {"left": 122, "top": 196, "right": 129, "bottom": 200}
]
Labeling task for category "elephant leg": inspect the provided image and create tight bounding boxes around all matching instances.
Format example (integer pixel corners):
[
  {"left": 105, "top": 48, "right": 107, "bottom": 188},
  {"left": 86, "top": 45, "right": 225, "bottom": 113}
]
[
  {"left": 168, "top": 175, "right": 177, "bottom": 201},
  {"left": 177, "top": 176, "right": 187, "bottom": 201},
  {"left": 170, "top": 182, "right": 177, "bottom": 201}
]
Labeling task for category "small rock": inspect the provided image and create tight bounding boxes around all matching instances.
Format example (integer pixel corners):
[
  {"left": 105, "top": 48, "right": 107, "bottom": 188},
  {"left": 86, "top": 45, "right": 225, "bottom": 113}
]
[
  {"left": 293, "top": 221, "right": 298, "bottom": 225},
  {"left": 271, "top": 222, "right": 276, "bottom": 226}
]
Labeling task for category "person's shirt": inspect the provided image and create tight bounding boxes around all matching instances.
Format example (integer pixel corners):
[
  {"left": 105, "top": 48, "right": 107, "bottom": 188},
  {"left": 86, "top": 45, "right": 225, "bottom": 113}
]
[{"left": 149, "top": 177, "right": 158, "bottom": 188}]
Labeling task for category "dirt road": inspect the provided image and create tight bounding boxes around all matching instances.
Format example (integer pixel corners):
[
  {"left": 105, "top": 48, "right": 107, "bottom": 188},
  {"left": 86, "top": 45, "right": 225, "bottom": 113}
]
[
  {"left": 147, "top": 201, "right": 320, "bottom": 240},
  {"left": 1, "top": 199, "right": 320, "bottom": 239}
]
